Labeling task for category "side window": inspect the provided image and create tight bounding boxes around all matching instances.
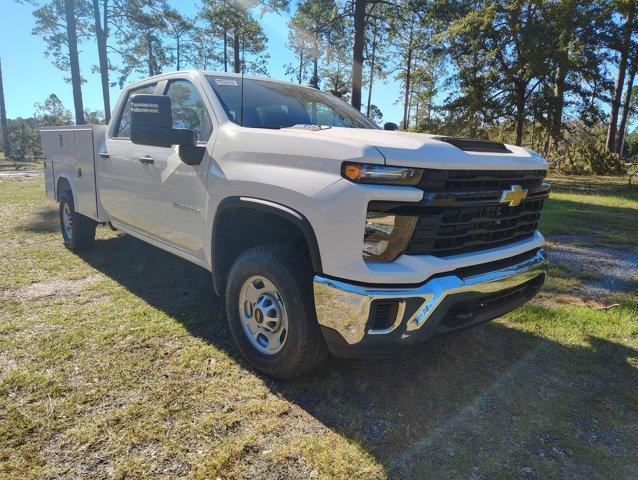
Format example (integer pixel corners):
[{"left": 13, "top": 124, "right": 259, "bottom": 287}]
[
  {"left": 114, "top": 83, "right": 157, "bottom": 138},
  {"left": 166, "top": 80, "right": 213, "bottom": 142}
]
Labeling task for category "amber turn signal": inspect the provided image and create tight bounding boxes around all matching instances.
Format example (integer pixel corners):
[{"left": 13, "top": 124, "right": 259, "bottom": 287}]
[
  {"left": 341, "top": 162, "right": 422, "bottom": 186},
  {"left": 343, "top": 163, "right": 363, "bottom": 181}
]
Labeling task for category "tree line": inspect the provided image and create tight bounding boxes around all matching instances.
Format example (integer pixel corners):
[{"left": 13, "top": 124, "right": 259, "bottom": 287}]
[{"left": 1, "top": 0, "right": 637, "bottom": 175}]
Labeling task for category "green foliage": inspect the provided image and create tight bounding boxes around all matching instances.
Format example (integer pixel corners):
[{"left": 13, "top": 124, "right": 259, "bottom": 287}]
[
  {"left": 162, "top": 6, "right": 195, "bottom": 71},
  {"left": 31, "top": 0, "right": 93, "bottom": 79},
  {"left": 34, "top": 93, "right": 73, "bottom": 126},
  {"left": 546, "top": 122, "right": 626, "bottom": 175},
  {"left": 9, "top": 0, "right": 637, "bottom": 167},
  {"left": 624, "top": 130, "right": 638, "bottom": 159},
  {"left": 200, "top": 0, "right": 287, "bottom": 75},
  {"left": 287, "top": 0, "right": 340, "bottom": 87},
  {"left": 4, "top": 93, "right": 77, "bottom": 162},
  {"left": 83, "top": 109, "right": 105, "bottom": 124},
  {"left": 115, "top": 0, "right": 174, "bottom": 85},
  {"left": 367, "top": 104, "right": 383, "bottom": 124},
  {"left": 6, "top": 118, "right": 42, "bottom": 162}
]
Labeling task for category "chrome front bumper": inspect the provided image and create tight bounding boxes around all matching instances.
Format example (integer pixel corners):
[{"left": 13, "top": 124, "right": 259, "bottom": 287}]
[{"left": 313, "top": 249, "right": 547, "bottom": 351}]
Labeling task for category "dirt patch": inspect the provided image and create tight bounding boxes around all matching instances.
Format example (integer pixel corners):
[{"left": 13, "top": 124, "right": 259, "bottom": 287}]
[
  {"left": 544, "top": 236, "right": 638, "bottom": 305},
  {"left": 4, "top": 275, "right": 100, "bottom": 301},
  {"left": 0, "top": 170, "right": 43, "bottom": 178}
]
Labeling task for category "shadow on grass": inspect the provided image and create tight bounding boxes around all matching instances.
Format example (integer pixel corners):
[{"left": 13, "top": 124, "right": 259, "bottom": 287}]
[
  {"left": 78, "top": 233, "right": 638, "bottom": 478},
  {"left": 17, "top": 208, "right": 59, "bottom": 234}
]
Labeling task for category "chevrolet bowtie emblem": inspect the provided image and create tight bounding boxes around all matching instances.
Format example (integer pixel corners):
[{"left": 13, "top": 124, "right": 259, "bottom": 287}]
[{"left": 500, "top": 185, "right": 528, "bottom": 207}]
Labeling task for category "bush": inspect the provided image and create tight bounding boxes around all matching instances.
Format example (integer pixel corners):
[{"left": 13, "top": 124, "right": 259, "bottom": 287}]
[
  {"left": 546, "top": 122, "right": 626, "bottom": 175},
  {"left": 5, "top": 118, "right": 42, "bottom": 163}
]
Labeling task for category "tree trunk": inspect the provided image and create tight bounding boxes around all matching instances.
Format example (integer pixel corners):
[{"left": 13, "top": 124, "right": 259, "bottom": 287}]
[
  {"left": 176, "top": 36, "right": 181, "bottom": 70},
  {"left": 401, "top": 18, "right": 416, "bottom": 130},
  {"left": 64, "top": 0, "right": 85, "bottom": 125},
  {"left": 147, "top": 33, "right": 154, "bottom": 76},
  {"left": 366, "top": 24, "right": 377, "bottom": 118},
  {"left": 350, "top": 0, "right": 365, "bottom": 111},
  {"left": 402, "top": 50, "right": 412, "bottom": 130},
  {"left": 309, "top": 35, "right": 319, "bottom": 88},
  {"left": 606, "top": 9, "right": 634, "bottom": 151},
  {"left": 298, "top": 50, "right": 303, "bottom": 84},
  {"left": 92, "top": 0, "right": 110, "bottom": 123},
  {"left": 0, "top": 58, "right": 10, "bottom": 160},
  {"left": 233, "top": 31, "right": 241, "bottom": 73},
  {"left": 223, "top": 28, "right": 228, "bottom": 72},
  {"left": 548, "top": 65, "right": 566, "bottom": 152},
  {"left": 514, "top": 82, "right": 526, "bottom": 146},
  {"left": 616, "top": 57, "right": 637, "bottom": 154}
]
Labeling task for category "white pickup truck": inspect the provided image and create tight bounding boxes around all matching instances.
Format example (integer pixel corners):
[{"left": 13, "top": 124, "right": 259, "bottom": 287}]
[{"left": 41, "top": 70, "right": 549, "bottom": 379}]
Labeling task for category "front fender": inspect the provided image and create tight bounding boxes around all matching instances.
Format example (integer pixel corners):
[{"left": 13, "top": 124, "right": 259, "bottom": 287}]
[{"left": 209, "top": 196, "right": 323, "bottom": 295}]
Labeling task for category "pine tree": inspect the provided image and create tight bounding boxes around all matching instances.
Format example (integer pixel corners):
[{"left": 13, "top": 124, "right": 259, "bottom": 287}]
[{"left": 32, "top": 0, "right": 92, "bottom": 124}]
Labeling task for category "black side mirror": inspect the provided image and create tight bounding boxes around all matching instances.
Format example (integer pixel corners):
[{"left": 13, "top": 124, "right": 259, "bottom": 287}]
[
  {"left": 130, "top": 94, "right": 196, "bottom": 148},
  {"left": 383, "top": 122, "right": 399, "bottom": 131}
]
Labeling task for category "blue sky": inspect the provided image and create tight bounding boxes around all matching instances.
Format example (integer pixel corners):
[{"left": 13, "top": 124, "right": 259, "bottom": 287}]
[{"left": 0, "top": 0, "right": 406, "bottom": 123}]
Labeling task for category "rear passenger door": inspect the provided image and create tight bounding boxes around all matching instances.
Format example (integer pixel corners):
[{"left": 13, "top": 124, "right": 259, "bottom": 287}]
[
  {"left": 100, "top": 82, "right": 157, "bottom": 228},
  {"left": 136, "top": 78, "right": 214, "bottom": 257}
]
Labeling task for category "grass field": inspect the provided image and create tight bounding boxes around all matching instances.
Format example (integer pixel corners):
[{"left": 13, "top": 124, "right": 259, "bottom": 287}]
[{"left": 0, "top": 175, "right": 636, "bottom": 479}]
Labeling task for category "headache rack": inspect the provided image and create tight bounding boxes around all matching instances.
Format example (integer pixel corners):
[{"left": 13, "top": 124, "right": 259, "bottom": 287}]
[{"left": 370, "top": 169, "right": 549, "bottom": 258}]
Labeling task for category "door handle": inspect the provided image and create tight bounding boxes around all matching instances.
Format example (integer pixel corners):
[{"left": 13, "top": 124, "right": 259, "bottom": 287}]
[
  {"left": 98, "top": 152, "right": 109, "bottom": 159},
  {"left": 139, "top": 155, "right": 154, "bottom": 164}
]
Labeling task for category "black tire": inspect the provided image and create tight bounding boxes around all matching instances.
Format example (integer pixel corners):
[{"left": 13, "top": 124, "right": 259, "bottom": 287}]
[
  {"left": 226, "top": 244, "right": 328, "bottom": 380},
  {"left": 59, "top": 191, "right": 96, "bottom": 252}
]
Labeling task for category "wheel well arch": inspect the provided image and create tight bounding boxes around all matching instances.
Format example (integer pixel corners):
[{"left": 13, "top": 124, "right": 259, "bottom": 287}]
[
  {"left": 55, "top": 175, "right": 76, "bottom": 204},
  {"left": 211, "top": 197, "right": 322, "bottom": 296}
]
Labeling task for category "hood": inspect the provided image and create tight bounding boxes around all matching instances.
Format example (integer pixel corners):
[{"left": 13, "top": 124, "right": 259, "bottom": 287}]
[{"left": 280, "top": 126, "right": 548, "bottom": 171}]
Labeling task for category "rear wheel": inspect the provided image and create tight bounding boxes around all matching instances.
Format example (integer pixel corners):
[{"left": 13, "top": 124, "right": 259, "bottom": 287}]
[
  {"left": 59, "top": 191, "right": 96, "bottom": 251},
  {"left": 226, "top": 244, "right": 328, "bottom": 380}
]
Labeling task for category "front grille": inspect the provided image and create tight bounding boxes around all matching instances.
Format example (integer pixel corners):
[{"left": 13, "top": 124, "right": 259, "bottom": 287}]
[
  {"left": 369, "top": 169, "right": 549, "bottom": 257},
  {"left": 418, "top": 169, "right": 545, "bottom": 190}
]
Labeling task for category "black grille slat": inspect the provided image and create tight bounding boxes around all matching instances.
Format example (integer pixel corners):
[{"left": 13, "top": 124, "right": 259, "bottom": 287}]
[
  {"left": 405, "top": 169, "right": 547, "bottom": 257},
  {"left": 413, "top": 200, "right": 546, "bottom": 228},
  {"left": 430, "top": 218, "right": 541, "bottom": 239},
  {"left": 418, "top": 169, "right": 546, "bottom": 191}
]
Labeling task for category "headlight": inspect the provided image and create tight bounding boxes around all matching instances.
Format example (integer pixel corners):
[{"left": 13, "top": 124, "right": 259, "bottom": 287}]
[
  {"left": 342, "top": 162, "right": 422, "bottom": 186},
  {"left": 363, "top": 212, "right": 417, "bottom": 262}
]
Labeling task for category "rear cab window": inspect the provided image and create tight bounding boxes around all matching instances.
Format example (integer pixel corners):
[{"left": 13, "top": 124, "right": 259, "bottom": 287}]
[{"left": 163, "top": 79, "right": 213, "bottom": 143}]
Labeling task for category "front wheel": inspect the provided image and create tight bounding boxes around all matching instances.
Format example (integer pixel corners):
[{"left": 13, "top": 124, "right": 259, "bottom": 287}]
[
  {"left": 59, "top": 191, "right": 96, "bottom": 252},
  {"left": 225, "top": 244, "right": 328, "bottom": 380}
]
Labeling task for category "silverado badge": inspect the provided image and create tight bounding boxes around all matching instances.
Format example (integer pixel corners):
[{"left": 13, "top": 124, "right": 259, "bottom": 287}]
[{"left": 500, "top": 185, "right": 528, "bottom": 207}]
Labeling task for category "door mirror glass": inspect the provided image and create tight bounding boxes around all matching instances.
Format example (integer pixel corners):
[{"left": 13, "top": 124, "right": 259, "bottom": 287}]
[
  {"left": 130, "top": 94, "right": 196, "bottom": 148},
  {"left": 383, "top": 122, "right": 399, "bottom": 131}
]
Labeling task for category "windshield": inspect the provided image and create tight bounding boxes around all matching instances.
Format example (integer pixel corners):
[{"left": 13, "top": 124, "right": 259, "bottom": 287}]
[{"left": 207, "top": 76, "right": 377, "bottom": 130}]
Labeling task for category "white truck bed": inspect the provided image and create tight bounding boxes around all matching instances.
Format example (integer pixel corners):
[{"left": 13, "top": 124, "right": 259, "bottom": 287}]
[{"left": 41, "top": 125, "right": 107, "bottom": 222}]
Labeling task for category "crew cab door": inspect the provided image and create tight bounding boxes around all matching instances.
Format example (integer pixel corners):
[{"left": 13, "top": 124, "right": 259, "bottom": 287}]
[
  {"left": 99, "top": 82, "right": 157, "bottom": 228},
  {"left": 135, "top": 78, "right": 214, "bottom": 257}
]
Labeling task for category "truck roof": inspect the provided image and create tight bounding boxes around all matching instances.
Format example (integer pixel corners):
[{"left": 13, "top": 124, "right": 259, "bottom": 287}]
[{"left": 123, "top": 70, "right": 317, "bottom": 92}]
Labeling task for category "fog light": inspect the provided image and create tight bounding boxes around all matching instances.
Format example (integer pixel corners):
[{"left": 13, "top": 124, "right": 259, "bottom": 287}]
[{"left": 363, "top": 213, "right": 417, "bottom": 262}]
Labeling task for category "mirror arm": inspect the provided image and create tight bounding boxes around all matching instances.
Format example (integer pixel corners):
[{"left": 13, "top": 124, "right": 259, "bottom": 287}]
[{"left": 179, "top": 145, "right": 206, "bottom": 166}]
